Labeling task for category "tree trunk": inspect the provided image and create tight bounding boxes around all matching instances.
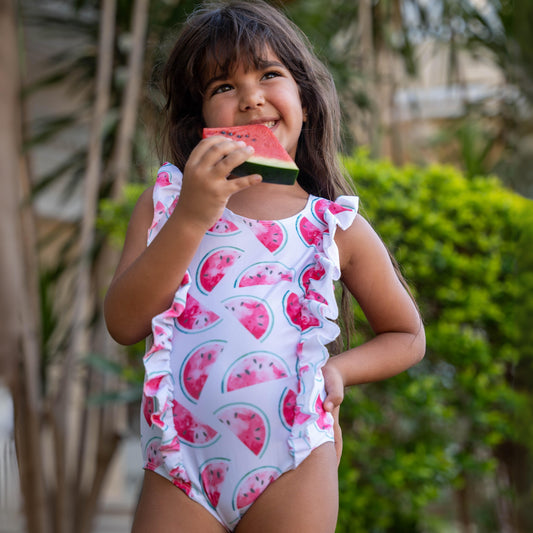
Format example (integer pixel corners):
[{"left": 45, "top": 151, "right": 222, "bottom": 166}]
[
  {"left": 0, "top": 1, "right": 49, "bottom": 532},
  {"left": 51, "top": 0, "right": 117, "bottom": 532}
]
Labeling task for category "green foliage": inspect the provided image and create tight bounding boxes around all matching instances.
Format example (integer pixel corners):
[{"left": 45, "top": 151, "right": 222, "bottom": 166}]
[
  {"left": 335, "top": 150, "right": 533, "bottom": 531},
  {"left": 97, "top": 183, "right": 147, "bottom": 247}
]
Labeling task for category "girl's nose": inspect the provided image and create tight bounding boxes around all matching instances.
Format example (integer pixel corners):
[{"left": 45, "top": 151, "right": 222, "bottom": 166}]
[{"left": 239, "top": 86, "right": 265, "bottom": 111}]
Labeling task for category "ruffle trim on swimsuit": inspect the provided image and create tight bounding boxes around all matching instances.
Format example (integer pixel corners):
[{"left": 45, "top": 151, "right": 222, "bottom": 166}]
[
  {"left": 288, "top": 195, "right": 359, "bottom": 468},
  {"left": 143, "top": 163, "right": 195, "bottom": 494}
]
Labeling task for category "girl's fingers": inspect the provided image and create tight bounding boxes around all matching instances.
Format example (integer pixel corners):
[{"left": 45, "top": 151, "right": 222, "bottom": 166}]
[{"left": 188, "top": 136, "right": 254, "bottom": 177}]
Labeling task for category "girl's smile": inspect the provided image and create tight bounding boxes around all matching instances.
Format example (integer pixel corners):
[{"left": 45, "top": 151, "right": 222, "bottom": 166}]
[{"left": 202, "top": 49, "right": 305, "bottom": 159}]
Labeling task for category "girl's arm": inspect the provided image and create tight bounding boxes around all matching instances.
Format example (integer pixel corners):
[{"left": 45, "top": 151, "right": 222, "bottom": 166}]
[
  {"left": 104, "top": 137, "right": 259, "bottom": 345},
  {"left": 322, "top": 214, "right": 425, "bottom": 411}
]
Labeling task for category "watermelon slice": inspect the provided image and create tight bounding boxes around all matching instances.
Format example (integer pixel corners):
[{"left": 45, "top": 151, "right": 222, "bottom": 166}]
[
  {"left": 176, "top": 294, "right": 221, "bottom": 333},
  {"left": 215, "top": 403, "right": 270, "bottom": 457},
  {"left": 144, "top": 437, "right": 163, "bottom": 471},
  {"left": 207, "top": 217, "right": 241, "bottom": 235},
  {"left": 278, "top": 386, "right": 311, "bottom": 430},
  {"left": 223, "top": 296, "right": 273, "bottom": 341},
  {"left": 221, "top": 351, "right": 290, "bottom": 392},
  {"left": 179, "top": 340, "right": 226, "bottom": 402},
  {"left": 202, "top": 124, "right": 299, "bottom": 185},
  {"left": 234, "top": 261, "right": 294, "bottom": 288},
  {"left": 232, "top": 466, "right": 281, "bottom": 512},
  {"left": 244, "top": 219, "right": 287, "bottom": 254},
  {"left": 172, "top": 400, "right": 220, "bottom": 447},
  {"left": 200, "top": 458, "right": 230, "bottom": 508},
  {"left": 196, "top": 246, "right": 243, "bottom": 294},
  {"left": 283, "top": 291, "right": 320, "bottom": 331}
]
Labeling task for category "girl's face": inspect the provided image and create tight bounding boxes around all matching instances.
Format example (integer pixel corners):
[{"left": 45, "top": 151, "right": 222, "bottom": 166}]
[{"left": 202, "top": 49, "right": 305, "bottom": 159}]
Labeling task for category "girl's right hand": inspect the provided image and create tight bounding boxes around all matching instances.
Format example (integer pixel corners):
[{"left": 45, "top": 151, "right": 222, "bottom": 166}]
[{"left": 177, "top": 136, "right": 261, "bottom": 231}]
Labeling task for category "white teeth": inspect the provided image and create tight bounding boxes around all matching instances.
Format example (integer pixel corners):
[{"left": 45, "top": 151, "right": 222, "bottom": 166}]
[{"left": 263, "top": 121, "right": 276, "bottom": 128}]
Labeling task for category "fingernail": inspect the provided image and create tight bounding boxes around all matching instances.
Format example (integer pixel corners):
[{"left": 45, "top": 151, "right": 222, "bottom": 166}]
[{"left": 236, "top": 140, "right": 246, "bottom": 147}]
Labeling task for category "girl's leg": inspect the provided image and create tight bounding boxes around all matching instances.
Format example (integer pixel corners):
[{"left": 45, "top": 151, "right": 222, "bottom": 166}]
[
  {"left": 235, "top": 442, "right": 339, "bottom": 533},
  {"left": 131, "top": 470, "right": 228, "bottom": 533}
]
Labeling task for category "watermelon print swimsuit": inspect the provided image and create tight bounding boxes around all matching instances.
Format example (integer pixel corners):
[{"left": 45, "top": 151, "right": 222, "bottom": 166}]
[{"left": 140, "top": 163, "right": 359, "bottom": 531}]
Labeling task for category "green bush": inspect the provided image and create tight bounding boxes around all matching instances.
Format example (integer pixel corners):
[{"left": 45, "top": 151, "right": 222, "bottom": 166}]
[
  {"left": 337, "top": 151, "right": 533, "bottom": 531},
  {"left": 98, "top": 153, "right": 533, "bottom": 531}
]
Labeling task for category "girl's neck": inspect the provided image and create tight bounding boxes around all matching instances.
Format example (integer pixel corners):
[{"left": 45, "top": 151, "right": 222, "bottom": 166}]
[{"left": 226, "top": 181, "right": 309, "bottom": 221}]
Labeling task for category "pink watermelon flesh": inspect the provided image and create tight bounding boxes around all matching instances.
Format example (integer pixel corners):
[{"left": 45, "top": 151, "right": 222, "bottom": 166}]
[
  {"left": 200, "top": 459, "right": 229, "bottom": 508},
  {"left": 245, "top": 219, "right": 286, "bottom": 254},
  {"left": 222, "top": 352, "right": 289, "bottom": 392},
  {"left": 180, "top": 341, "right": 225, "bottom": 401},
  {"left": 208, "top": 217, "right": 240, "bottom": 235},
  {"left": 172, "top": 400, "right": 219, "bottom": 446},
  {"left": 284, "top": 292, "right": 320, "bottom": 331},
  {"left": 176, "top": 294, "right": 220, "bottom": 331},
  {"left": 198, "top": 247, "right": 242, "bottom": 293},
  {"left": 233, "top": 467, "right": 280, "bottom": 510},
  {"left": 298, "top": 216, "right": 325, "bottom": 248},
  {"left": 236, "top": 262, "right": 293, "bottom": 287},
  {"left": 216, "top": 404, "right": 269, "bottom": 456},
  {"left": 279, "top": 387, "right": 311, "bottom": 430},
  {"left": 300, "top": 263, "right": 326, "bottom": 292},
  {"left": 312, "top": 198, "right": 353, "bottom": 225},
  {"left": 203, "top": 125, "right": 298, "bottom": 185},
  {"left": 223, "top": 296, "right": 272, "bottom": 340}
]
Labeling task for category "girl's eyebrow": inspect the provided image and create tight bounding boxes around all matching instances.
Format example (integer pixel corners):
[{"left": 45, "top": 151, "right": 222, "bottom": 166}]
[{"left": 204, "top": 60, "right": 287, "bottom": 90}]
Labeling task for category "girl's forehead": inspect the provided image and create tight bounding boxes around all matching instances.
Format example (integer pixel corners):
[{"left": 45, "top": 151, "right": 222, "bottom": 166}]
[{"left": 201, "top": 42, "right": 283, "bottom": 86}]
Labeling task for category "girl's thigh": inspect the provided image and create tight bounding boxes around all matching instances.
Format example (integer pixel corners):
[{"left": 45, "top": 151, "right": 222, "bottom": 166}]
[
  {"left": 235, "top": 442, "right": 339, "bottom": 533},
  {"left": 131, "top": 470, "right": 227, "bottom": 533}
]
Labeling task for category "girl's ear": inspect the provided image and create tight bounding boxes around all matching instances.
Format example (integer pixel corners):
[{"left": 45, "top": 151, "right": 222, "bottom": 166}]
[{"left": 302, "top": 108, "right": 308, "bottom": 123}]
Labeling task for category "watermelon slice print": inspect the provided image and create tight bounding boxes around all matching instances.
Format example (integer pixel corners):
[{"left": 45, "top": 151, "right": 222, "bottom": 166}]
[
  {"left": 311, "top": 198, "right": 353, "bottom": 225},
  {"left": 296, "top": 215, "right": 326, "bottom": 249},
  {"left": 278, "top": 386, "right": 311, "bottom": 430},
  {"left": 232, "top": 466, "right": 281, "bottom": 512},
  {"left": 244, "top": 219, "right": 287, "bottom": 254},
  {"left": 221, "top": 351, "right": 290, "bottom": 392},
  {"left": 215, "top": 403, "right": 270, "bottom": 457},
  {"left": 234, "top": 261, "right": 294, "bottom": 288},
  {"left": 172, "top": 400, "right": 220, "bottom": 447},
  {"left": 283, "top": 291, "right": 320, "bottom": 332},
  {"left": 207, "top": 217, "right": 241, "bottom": 235},
  {"left": 197, "top": 246, "right": 243, "bottom": 294},
  {"left": 203, "top": 124, "right": 299, "bottom": 185},
  {"left": 144, "top": 437, "right": 163, "bottom": 471},
  {"left": 314, "top": 394, "right": 334, "bottom": 432},
  {"left": 223, "top": 296, "right": 273, "bottom": 341},
  {"left": 156, "top": 170, "right": 172, "bottom": 187},
  {"left": 142, "top": 392, "right": 156, "bottom": 426},
  {"left": 176, "top": 294, "right": 221, "bottom": 333},
  {"left": 199, "top": 458, "right": 230, "bottom": 508},
  {"left": 179, "top": 340, "right": 226, "bottom": 402},
  {"left": 299, "top": 263, "right": 326, "bottom": 293}
]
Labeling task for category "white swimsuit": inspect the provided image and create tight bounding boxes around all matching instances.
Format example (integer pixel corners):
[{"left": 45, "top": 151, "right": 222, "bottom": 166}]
[{"left": 140, "top": 163, "right": 358, "bottom": 531}]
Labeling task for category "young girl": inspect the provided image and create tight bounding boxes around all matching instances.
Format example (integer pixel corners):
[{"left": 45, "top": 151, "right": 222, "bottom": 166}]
[{"left": 104, "top": 1, "right": 425, "bottom": 531}]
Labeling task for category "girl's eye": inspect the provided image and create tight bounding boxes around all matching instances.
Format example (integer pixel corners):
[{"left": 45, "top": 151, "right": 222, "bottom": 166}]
[
  {"left": 263, "top": 70, "right": 282, "bottom": 80},
  {"left": 212, "top": 83, "right": 233, "bottom": 95}
]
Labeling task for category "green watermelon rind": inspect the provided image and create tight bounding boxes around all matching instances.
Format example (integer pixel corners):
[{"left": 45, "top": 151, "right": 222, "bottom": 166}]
[
  {"left": 202, "top": 125, "right": 299, "bottom": 186},
  {"left": 220, "top": 350, "right": 291, "bottom": 393},
  {"left": 198, "top": 457, "right": 230, "bottom": 509},
  {"left": 233, "top": 261, "right": 295, "bottom": 288},
  {"left": 195, "top": 246, "right": 244, "bottom": 295},
  {"left": 222, "top": 295, "right": 274, "bottom": 342},
  {"left": 231, "top": 160, "right": 298, "bottom": 185},
  {"left": 231, "top": 465, "right": 282, "bottom": 512},
  {"left": 178, "top": 339, "right": 227, "bottom": 403},
  {"left": 214, "top": 402, "right": 271, "bottom": 459}
]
